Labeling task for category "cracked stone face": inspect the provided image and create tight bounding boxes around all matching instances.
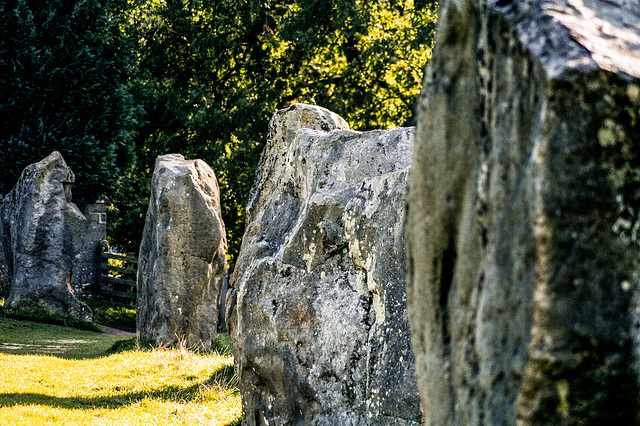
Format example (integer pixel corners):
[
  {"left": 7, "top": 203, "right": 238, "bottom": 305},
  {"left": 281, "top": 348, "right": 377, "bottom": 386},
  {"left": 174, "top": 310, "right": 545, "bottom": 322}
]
[
  {"left": 227, "top": 104, "right": 421, "bottom": 425},
  {"left": 406, "top": 0, "right": 640, "bottom": 424}
]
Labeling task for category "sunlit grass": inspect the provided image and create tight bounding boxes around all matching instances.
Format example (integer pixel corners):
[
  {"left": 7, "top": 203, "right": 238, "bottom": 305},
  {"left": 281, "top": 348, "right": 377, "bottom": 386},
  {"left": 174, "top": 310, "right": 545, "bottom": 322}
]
[{"left": 0, "top": 317, "right": 241, "bottom": 425}]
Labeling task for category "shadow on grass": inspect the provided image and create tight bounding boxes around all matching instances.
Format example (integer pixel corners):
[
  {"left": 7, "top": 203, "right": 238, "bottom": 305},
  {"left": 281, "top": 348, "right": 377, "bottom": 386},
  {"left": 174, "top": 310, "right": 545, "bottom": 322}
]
[
  {"left": 0, "top": 316, "right": 128, "bottom": 360},
  {"left": 0, "top": 364, "right": 239, "bottom": 424}
]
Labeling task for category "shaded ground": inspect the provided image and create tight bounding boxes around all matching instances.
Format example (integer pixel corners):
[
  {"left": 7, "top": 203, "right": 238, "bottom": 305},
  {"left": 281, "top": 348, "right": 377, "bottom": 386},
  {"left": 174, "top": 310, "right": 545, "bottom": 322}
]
[
  {"left": 98, "top": 324, "right": 136, "bottom": 338},
  {"left": 0, "top": 316, "right": 125, "bottom": 359}
]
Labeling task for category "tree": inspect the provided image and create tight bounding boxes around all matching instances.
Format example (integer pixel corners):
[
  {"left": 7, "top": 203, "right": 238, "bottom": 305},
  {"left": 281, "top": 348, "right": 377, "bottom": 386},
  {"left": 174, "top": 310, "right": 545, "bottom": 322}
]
[
  {"left": 276, "top": 0, "right": 437, "bottom": 129},
  {"left": 0, "top": 0, "right": 139, "bottom": 205},
  {"left": 110, "top": 0, "right": 437, "bottom": 266}
]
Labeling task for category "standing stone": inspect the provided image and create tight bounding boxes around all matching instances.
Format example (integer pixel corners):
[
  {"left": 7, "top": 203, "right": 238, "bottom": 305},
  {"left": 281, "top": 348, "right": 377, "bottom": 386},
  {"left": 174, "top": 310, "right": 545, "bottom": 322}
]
[
  {"left": 228, "top": 104, "right": 421, "bottom": 425},
  {"left": 406, "top": 0, "right": 640, "bottom": 424},
  {"left": 1, "top": 151, "right": 91, "bottom": 321},
  {"left": 0, "top": 248, "right": 9, "bottom": 294},
  {"left": 0, "top": 195, "right": 10, "bottom": 294},
  {"left": 137, "top": 154, "right": 227, "bottom": 350}
]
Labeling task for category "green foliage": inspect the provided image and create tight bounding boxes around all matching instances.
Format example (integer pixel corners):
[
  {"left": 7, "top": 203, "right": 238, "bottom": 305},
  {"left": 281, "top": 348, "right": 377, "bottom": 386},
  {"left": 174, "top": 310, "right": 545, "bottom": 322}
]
[
  {"left": 0, "top": 0, "right": 139, "bottom": 204},
  {"left": 212, "top": 332, "right": 234, "bottom": 356},
  {"left": 598, "top": 82, "right": 640, "bottom": 244},
  {"left": 276, "top": 0, "right": 437, "bottom": 129},
  {"left": 84, "top": 299, "right": 136, "bottom": 330},
  {"left": 108, "top": 0, "right": 437, "bottom": 265},
  {"left": 0, "top": 0, "right": 437, "bottom": 264}
]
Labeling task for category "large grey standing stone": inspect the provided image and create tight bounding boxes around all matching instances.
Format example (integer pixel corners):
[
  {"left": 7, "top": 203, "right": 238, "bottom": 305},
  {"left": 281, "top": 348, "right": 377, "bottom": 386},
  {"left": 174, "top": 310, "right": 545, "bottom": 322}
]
[
  {"left": 228, "top": 103, "right": 421, "bottom": 425},
  {"left": 406, "top": 0, "right": 640, "bottom": 424},
  {"left": 137, "top": 154, "right": 227, "bottom": 349},
  {"left": 1, "top": 151, "right": 91, "bottom": 321}
]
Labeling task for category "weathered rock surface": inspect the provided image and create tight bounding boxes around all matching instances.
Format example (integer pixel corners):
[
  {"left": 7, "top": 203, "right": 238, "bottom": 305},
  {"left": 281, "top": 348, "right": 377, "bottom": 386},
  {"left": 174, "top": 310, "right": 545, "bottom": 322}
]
[
  {"left": 0, "top": 201, "right": 10, "bottom": 293},
  {"left": 137, "top": 154, "right": 227, "bottom": 349},
  {"left": 72, "top": 196, "right": 109, "bottom": 298},
  {"left": 1, "top": 151, "right": 91, "bottom": 321},
  {"left": 406, "top": 0, "right": 640, "bottom": 424},
  {"left": 228, "top": 104, "right": 421, "bottom": 425}
]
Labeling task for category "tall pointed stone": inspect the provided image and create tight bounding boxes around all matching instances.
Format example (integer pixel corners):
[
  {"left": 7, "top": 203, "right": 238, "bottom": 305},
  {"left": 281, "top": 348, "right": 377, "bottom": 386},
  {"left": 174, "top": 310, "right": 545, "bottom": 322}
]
[
  {"left": 1, "top": 151, "right": 91, "bottom": 321},
  {"left": 406, "top": 0, "right": 640, "bottom": 423},
  {"left": 137, "top": 154, "right": 227, "bottom": 350}
]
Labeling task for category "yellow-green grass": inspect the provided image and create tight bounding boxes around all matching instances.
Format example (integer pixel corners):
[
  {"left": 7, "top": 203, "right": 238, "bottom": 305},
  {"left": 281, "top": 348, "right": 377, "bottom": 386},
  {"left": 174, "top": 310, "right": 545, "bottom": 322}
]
[{"left": 0, "top": 318, "right": 241, "bottom": 425}]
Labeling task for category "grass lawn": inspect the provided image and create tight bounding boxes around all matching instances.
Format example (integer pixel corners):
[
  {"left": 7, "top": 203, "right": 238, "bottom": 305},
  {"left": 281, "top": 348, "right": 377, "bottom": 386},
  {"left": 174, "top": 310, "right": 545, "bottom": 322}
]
[{"left": 0, "top": 316, "right": 241, "bottom": 426}]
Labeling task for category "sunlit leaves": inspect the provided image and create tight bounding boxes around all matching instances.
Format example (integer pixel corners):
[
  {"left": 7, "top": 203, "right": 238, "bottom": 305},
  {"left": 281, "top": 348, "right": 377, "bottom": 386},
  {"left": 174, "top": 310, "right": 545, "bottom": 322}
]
[{"left": 106, "top": 0, "right": 437, "bottom": 264}]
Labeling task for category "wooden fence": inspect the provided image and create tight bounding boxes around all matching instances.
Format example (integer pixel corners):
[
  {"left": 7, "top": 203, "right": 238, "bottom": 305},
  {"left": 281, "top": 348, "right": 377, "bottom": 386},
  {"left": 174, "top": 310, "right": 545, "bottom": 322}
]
[{"left": 100, "top": 252, "right": 138, "bottom": 305}]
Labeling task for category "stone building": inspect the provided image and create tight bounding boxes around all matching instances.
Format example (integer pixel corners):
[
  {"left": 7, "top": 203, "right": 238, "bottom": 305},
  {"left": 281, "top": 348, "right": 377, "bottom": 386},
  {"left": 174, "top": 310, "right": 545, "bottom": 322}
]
[{"left": 72, "top": 196, "right": 109, "bottom": 298}]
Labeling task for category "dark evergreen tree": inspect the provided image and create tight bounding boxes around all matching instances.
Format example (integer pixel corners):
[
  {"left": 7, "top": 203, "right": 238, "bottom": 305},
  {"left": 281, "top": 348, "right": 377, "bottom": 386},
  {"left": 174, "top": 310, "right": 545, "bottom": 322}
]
[{"left": 0, "top": 0, "right": 139, "bottom": 204}]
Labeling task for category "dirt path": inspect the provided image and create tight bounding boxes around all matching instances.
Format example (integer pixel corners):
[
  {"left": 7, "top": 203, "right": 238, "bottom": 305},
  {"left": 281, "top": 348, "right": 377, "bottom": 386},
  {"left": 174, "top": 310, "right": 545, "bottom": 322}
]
[{"left": 99, "top": 325, "right": 136, "bottom": 338}]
